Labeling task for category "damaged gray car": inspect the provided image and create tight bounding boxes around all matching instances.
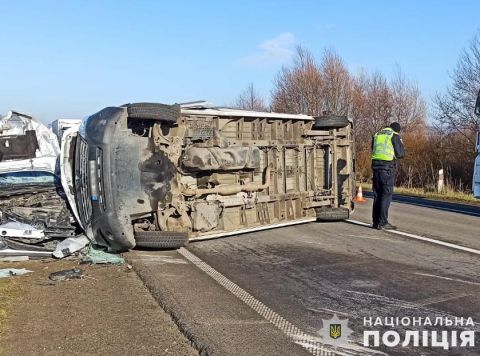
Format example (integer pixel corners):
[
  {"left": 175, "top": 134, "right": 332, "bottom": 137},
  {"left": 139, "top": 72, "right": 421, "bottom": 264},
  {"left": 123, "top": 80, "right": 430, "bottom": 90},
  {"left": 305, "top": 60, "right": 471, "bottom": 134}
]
[{"left": 63, "top": 102, "right": 355, "bottom": 252}]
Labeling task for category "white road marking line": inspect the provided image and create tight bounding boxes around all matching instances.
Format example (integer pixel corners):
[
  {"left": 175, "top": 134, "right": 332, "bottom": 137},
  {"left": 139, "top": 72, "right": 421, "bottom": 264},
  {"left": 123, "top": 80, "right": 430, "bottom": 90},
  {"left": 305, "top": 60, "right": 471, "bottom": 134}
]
[
  {"left": 189, "top": 217, "right": 317, "bottom": 241},
  {"left": 413, "top": 272, "right": 480, "bottom": 287},
  {"left": 346, "top": 219, "right": 480, "bottom": 256},
  {"left": 346, "top": 219, "right": 371, "bottom": 227},
  {"left": 178, "top": 248, "right": 384, "bottom": 356}
]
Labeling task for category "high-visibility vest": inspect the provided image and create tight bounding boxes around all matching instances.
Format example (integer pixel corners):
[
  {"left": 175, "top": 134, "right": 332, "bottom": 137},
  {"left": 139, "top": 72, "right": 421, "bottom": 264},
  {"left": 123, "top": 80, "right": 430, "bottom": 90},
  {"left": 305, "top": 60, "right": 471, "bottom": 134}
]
[{"left": 371, "top": 127, "right": 397, "bottom": 161}]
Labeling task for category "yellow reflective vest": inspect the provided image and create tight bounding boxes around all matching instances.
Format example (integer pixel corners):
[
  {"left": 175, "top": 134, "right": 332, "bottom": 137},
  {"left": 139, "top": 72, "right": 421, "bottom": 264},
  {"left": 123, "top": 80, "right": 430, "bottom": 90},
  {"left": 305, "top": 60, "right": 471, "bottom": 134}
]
[{"left": 371, "top": 127, "right": 397, "bottom": 161}]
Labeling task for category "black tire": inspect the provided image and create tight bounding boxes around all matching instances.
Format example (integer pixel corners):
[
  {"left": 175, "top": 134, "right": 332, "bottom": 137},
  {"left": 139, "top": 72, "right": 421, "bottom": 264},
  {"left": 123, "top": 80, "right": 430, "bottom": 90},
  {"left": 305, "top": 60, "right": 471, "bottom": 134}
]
[
  {"left": 313, "top": 115, "right": 350, "bottom": 129},
  {"left": 134, "top": 230, "right": 188, "bottom": 249},
  {"left": 315, "top": 207, "right": 350, "bottom": 222},
  {"left": 125, "top": 103, "right": 180, "bottom": 122}
]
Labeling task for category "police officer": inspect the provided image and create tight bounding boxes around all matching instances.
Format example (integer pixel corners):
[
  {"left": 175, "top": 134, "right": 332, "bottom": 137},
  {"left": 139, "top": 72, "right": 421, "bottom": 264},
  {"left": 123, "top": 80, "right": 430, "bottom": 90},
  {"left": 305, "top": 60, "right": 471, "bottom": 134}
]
[{"left": 371, "top": 122, "right": 405, "bottom": 230}]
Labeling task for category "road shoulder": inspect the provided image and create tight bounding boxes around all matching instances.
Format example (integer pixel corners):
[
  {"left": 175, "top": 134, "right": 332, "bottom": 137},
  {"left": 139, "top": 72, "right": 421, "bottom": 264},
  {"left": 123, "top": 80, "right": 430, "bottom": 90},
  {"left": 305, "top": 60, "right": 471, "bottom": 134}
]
[
  {"left": 127, "top": 249, "right": 312, "bottom": 356},
  {"left": 0, "top": 260, "right": 197, "bottom": 356}
]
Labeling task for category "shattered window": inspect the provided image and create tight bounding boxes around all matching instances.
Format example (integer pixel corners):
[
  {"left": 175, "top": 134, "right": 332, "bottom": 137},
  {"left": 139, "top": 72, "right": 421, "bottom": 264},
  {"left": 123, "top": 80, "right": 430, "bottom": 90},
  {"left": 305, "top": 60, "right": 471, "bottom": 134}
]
[{"left": 0, "top": 171, "right": 56, "bottom": 186}]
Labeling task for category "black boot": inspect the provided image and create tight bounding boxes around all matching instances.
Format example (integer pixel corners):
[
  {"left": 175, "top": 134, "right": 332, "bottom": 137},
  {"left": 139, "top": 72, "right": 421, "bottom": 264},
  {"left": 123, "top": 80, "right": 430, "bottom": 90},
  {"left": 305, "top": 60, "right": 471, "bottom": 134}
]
[{"left": 379, "top": 223, "right": 397, "bottom": 230}]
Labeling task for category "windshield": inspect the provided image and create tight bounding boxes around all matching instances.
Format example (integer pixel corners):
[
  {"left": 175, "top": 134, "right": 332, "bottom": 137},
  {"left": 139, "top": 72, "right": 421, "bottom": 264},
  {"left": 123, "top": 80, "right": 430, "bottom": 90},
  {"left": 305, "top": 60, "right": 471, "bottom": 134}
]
[{"left": 0, "top": 171, "right": 57, "bottom": 186}]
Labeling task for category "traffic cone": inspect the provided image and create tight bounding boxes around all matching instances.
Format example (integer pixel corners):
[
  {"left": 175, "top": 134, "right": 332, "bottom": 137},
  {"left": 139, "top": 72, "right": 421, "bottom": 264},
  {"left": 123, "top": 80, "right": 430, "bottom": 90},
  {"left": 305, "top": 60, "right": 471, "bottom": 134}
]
[{"left": 353, "top": 185, "right": 367, "bottom": 203}]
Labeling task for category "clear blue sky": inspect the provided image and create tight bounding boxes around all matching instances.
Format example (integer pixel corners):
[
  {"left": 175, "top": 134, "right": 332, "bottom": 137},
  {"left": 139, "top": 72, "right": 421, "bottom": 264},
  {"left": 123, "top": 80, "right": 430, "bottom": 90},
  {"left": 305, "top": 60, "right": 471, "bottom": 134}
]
[{"left": 0, "top": 0, "right": 478, "bottom": 122}]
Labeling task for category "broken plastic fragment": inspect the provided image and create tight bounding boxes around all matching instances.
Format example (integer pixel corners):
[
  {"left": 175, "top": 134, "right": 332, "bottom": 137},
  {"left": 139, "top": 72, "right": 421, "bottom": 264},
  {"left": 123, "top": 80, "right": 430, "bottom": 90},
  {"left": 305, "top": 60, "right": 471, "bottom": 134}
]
[
  {"left": 52, "top": 235, "right": 90, "bottom": 259},
  {"left": 0, "top": 268, "right": 32, "bottom": 278},
  {"left": 0, "top": 256, "right": 29, "bottom": 262},
  {"left": 0, "top": 221, "right": 44, "bottom": 239},
  {"left": 0, "top": 248, "right": 52, "bottom": 258},
  {"left": 49, "top": 268, "right": 84, "bottom": 281}
]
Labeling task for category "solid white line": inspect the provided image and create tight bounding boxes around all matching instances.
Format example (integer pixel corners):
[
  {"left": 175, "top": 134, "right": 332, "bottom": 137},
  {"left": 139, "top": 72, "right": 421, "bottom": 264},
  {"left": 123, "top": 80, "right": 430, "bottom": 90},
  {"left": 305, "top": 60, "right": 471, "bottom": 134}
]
[
  {"left": 178, "top": 248, "right": 384, "bottom": 356},
  {"left": 346, "top": 219, "right": 371, "bottom": 227},
  {"left": 346, "top": 219, "right": 480, "bottom": 256},
  {"left": 188, "top": 217, "right": 317, "bottom": 241},
  {"left": 413, "top": 273, "right": 480, "bottom": 287}
]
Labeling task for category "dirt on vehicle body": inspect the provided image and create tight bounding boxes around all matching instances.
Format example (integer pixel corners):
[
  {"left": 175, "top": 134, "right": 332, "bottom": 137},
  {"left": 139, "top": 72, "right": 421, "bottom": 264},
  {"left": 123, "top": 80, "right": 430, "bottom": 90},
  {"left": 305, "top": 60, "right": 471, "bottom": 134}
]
[{"left": 68, "top": 102, "right": 355, "bottom": 251}]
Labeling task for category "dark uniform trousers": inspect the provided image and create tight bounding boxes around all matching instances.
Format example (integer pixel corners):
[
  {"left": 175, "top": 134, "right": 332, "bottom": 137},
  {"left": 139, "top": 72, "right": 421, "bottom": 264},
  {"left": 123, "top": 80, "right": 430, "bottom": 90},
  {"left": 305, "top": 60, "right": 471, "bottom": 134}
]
[{"left": 372, "top": 168, "right": 394, "bottom": 226}]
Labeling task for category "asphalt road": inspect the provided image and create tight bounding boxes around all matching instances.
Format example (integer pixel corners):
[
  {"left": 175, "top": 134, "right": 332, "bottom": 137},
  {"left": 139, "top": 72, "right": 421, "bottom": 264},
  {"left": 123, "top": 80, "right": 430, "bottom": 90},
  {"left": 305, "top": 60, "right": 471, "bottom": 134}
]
[
  {"left": 354, "top": 195, "right": 480, "bottom": 250},
  {"left": 363, "top": 191, "right": 480, "bottom": 218},
  {"left": 128, "top": 197, "right": 480, "bottom": 356}
]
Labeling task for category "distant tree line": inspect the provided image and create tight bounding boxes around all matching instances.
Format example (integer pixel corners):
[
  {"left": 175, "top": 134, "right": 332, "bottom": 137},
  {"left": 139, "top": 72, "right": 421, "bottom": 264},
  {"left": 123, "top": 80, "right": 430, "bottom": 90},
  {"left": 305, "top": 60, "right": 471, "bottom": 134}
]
[{"left": 234, "top": 32, "right": 480, "bottom": 192}]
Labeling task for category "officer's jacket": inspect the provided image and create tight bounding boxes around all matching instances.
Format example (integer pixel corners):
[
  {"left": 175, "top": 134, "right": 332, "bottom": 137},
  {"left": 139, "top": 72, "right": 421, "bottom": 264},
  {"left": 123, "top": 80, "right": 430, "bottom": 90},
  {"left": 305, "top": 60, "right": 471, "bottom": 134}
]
[{"left": 370, "top": 128, "right": 405, "bottom": 171}]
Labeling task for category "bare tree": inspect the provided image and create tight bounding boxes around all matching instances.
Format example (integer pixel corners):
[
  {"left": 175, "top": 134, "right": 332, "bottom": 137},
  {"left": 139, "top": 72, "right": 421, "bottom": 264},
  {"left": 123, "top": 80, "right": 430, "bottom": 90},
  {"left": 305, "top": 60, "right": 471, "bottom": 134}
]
[
  {"left": 351, "top": 70, "right": 393, "bottom": 143},
  {"left": 234, "top": 83, "right": 269, "bottom": 111},
  {"left": 432, "top": 30, "right": 480, "bottom": 189},
  {"left": 319, "top": 48, "right": 351, "bottom": 115},
  {"left": 271, "top": 46, "right": 324, "bottom": 115},
  {"left": 270, "top": 44, "right": 435, "bottom": 188},
  {"left": 390, "top": 67, "right": 427, "bottom": 131},
  {"left": 433, "top": 30, "right": 480, "bottom": 143},
  {"left": 271, "top": 46, "right": 352, "bottom": 116},
  {"left": 349, "top": 68, "right": 428, "bottom": 183}
]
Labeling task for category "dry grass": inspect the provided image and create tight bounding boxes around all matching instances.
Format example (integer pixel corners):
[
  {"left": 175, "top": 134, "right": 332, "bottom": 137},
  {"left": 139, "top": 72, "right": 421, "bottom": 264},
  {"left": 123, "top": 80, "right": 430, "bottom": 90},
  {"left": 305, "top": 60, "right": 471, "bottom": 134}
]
[
  {"left": 360, "top": 182, "right": 480, "bottom": 205},
  {"left": 0, "top": 277, "right": 22, "bottom": 337}
]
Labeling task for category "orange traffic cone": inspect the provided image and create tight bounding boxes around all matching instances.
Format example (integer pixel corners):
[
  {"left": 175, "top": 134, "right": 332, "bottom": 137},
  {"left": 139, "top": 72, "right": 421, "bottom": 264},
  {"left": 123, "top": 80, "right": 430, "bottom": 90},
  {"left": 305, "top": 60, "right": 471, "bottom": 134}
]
[{"left": 353, "top": 185, "right": 367, "bottom": 203}]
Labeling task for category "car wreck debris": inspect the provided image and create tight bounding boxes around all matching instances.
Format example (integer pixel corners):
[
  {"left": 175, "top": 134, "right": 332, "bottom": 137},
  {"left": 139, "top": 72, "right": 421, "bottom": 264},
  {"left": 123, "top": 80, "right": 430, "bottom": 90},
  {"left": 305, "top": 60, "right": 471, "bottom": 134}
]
[
  {"left": 0, "top": 268, "right": 32, "bottom": 278},
  {"left": 0, "top": 246, "right": 52, "bottom": 258},
  {"left": 0, "top": 110, "right": 81, "bottom": 259},
  {"left": 80, "top": 245, "right": 125, "bottom": 265},
  {"left": 0, "top": 256, "right": 29, "bottom": 262},
  {"left": 52, "top": 235, "right": 90, "bottom": 259},
  {"left": 48, "top": 268, "right": 84, "bottom": 281},
  {"left": 0, "top": 221, "right": 44, "bottom": 239}
]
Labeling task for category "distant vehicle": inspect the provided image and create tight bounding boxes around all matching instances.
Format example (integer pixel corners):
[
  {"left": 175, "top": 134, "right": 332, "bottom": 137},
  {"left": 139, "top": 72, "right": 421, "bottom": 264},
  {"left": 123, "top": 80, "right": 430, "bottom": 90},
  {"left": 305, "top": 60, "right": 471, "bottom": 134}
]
[
  {"left": 474, "top": 91, "right": 480, "bottom": 198},
  {"left": 62, "top": 102, "right": 356, "bottom": 251},
  {"left": 49, "top": 119, "right": 82, "bottom": 142}
]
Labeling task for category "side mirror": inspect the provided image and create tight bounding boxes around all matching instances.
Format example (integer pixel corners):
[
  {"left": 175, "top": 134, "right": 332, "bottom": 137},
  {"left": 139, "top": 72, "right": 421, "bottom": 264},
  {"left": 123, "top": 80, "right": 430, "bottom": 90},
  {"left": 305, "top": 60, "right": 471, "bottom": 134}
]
[{"left": 475, "top": 89, "right": 480, "bottom": 116}]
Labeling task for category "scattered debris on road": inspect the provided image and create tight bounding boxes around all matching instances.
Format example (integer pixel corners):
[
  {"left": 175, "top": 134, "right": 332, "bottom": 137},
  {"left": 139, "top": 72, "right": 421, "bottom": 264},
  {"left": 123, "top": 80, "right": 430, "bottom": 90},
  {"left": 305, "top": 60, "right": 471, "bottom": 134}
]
[
  {"left": 0, "top": 221, "right": 44, "bottom": 239},
  {"left": 0, "top": 256, "right": 29, "bottom": 262},
  {"left": 1, "top": 260, "right": 197, "bottom": 356},
  {"left": 48, "top": 268, "right": 84, "bottom": 281},
  {"left": 0, "top": 247, "right": 54, "bottom": 258},
  {"left": 52, "top": 235, "right": 90, "bottom": 259},
  {"left": 0, "top": 268, "right": 32, "bottom": 278},
  {"left": 81, "top": 245, "right": 125, "bottom": 265}
]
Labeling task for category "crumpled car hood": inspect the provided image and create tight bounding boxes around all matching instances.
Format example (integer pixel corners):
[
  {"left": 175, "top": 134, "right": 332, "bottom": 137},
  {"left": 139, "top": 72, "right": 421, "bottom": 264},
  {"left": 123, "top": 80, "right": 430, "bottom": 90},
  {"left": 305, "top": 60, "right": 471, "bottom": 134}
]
[{"left": 0, "top": 110, "right": 59, "bottom": 175}]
